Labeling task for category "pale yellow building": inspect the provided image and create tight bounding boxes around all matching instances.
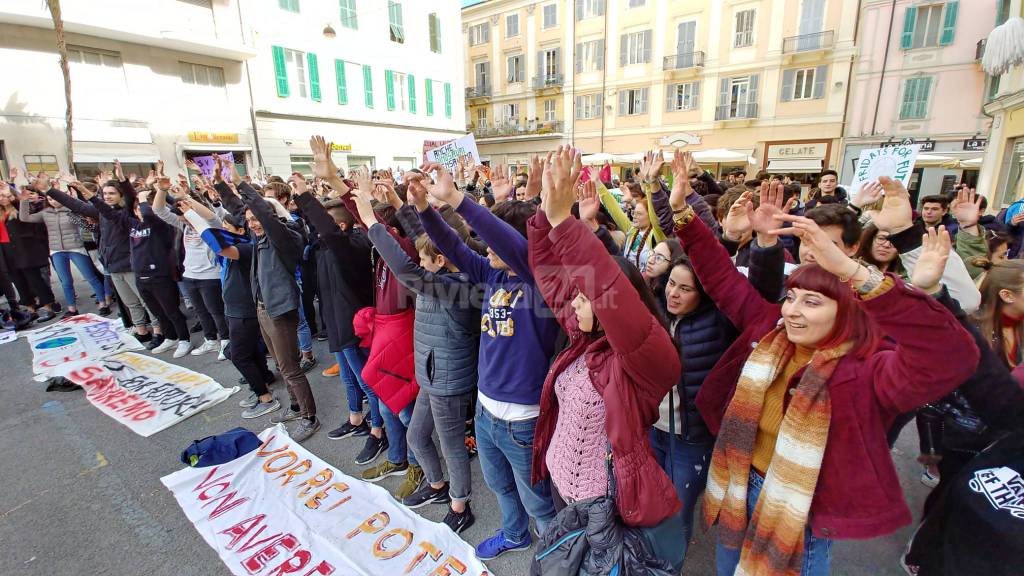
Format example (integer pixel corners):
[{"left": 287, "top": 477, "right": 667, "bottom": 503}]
[{"left": 462, "top": 0, "right": 859, "bottom": 179}]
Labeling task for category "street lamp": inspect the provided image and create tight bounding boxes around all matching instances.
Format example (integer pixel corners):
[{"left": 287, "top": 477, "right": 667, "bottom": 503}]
[{"left": 323, "top": 24, "right": 336, "bottom": 39}]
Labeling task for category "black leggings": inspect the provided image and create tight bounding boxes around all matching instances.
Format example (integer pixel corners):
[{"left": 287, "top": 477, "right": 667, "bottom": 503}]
[
  {"left": 182, "top": 277, "right": 229, "bottom": 341},
  {"left": 136, "top": 278, "right": 189, "bottom": 342},
  {"left": 12, "top": 265, "right": 56, "bottom": 308},
  {"left": 228, "top": 316, "right": 274, "bottom": 396},
  {"left": 0, "top": 253, "right": 19, "bottom": 307}
]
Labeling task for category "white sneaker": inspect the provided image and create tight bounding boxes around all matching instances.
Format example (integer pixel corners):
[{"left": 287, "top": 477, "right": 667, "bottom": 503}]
[
  {"left": 151, "top": 338, "right": 178, "bottom": 354},
  {"left": 191, "top": 339, "right": 219, "bottom": 356},
  {"left": 173, "top": 340, "right": 194, "bottom": 358},
  {"left": 217, "top": 339, "right": 230, "bottom": 361}
]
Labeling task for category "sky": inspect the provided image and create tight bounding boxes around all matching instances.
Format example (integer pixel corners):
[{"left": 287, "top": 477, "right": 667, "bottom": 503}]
[{"left": 462, "top": 0, "right": 485, "bottom": 7}]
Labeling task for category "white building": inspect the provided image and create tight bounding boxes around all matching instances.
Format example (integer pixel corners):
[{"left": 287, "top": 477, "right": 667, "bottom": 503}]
[
  {"left": 0, "top": 0, "right": 257, "bottom": 179},
  {"left": 242, "top": 0, "right": 467, "bottom": 175}
]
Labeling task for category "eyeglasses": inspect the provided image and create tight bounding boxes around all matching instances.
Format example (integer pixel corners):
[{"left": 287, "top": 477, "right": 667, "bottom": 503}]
[
  {"left": 873, "top": 235, "right": 893, "bottom": 246},
  {"left": 649, "top": 253, "right": 670, "bottom": 265}
]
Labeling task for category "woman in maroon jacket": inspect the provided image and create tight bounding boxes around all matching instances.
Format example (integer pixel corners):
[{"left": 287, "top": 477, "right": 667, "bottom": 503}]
[
  {"left": 668, "top": 176, "right": 978, "bottom": 576},
  {"left": 528, "top": 148, "right": 684, "bottom": 569}
]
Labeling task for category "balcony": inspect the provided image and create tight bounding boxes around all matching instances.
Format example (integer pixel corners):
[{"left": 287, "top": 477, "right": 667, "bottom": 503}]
[
  {"left": 474, "top": 120, "right": 564, "bottom": 139},
  {"left": 782, "top": 30, "right": 835, "bottom": 54},
  {"left": 663, "top": 51, "right": 705, "bottom": 71},
  {"left": 465, "top": 85, "right": 492, "bottom": 102},
  {"left": 715, "top": 103, "right": 759, "bottom": 122},
  {"left": 532, "top": 74, "right": 564, "bottom": 93},
  {"left": 976, "top": 38, "right": 987, "bottom": 61}
]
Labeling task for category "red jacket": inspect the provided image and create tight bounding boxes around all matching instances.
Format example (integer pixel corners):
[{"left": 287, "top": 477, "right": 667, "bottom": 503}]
[
  {"left": 353, "top": 307, "right": 418, "bottom": 413},
  {"left": 529, "top": 212, "right": 682, "bottom": 527},
  {"left": 677, "top": 216, "right": 979, "bottom": 540}
]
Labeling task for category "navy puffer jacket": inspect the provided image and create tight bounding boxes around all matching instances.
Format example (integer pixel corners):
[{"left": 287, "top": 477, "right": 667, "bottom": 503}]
[{"left": 670, "top": 303, "right": 738, "bottom": 442}]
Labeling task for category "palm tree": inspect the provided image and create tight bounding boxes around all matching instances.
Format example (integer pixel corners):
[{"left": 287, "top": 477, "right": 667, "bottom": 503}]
[{"left": 46, "top": 0, "right": 74, "bottom": 173}]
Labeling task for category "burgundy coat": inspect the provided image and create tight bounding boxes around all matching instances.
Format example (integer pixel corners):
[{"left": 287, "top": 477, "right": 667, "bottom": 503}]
[
  {"left": 529, "top": 212, "right": 682, "bottom": 527},
  {"left": 676, "top": 215, "right": 979, "bottom": 540}
]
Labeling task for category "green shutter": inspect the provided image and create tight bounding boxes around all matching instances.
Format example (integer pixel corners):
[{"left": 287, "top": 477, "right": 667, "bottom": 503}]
[
  {"left": 385, "top": 69, "right": 395, "bottom": 110},
  {"left": 272, "top": 45, "right": 289, "bottom": 97},
  {"left": 307, "top": 52, "right": 321, "bottom": 101},
  {"left": 918, "top": 77, "right": 932, "bottom": 118},
  {"left": 901, "top": 6, "right": 917, "bottom": 49},
  {"left": 408, "top": 73, "right": 416, "bottom": 113},
  {"left": 940, "top": 1, "right": 959, "bottom": 45},
  {"left": 444, "top": 82, "right": 452, "bottom": 118},
  {"left": 425, "top": 78, "right": 434, "bottom": 116},
  {"left": 335, "top": 59, "right": 348, "bottom": 104},
  {"left": 363, "top": 64, "right": 373, "bottom": 108}
]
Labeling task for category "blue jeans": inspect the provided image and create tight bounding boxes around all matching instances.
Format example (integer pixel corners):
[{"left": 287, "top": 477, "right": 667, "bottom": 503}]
[
  {"left": 475, "top": 403, "right": 556, "bottom": 543},
  {"left": 296, "top": 302, "right": 312, "bottom": 354},
  {"left": 51, "top": 251, "right": 107, "bottom": 309},
  {"left": 380, "top": 401, "right": 416, "bottom": 467},
  {"left": 334, "top": 348, "right": 367, "bottom": 416},
  {"left": 649, "top": 428, "right": 713, "bottom": 562},
  {"left": 348, "top": 347, "right": 385, "bottom": 430},
  {"left": 715, "top": 470, "right": 832, "bottom": 576}
]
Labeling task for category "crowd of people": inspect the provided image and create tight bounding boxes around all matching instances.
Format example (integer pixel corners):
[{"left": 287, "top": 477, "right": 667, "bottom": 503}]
[{"left": 2, "top": 139, "right": 1022, "bottom": 576}]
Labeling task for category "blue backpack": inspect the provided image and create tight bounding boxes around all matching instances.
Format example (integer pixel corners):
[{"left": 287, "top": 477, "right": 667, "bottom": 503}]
[{"left": 181, "top": 427, "right": 261, "bottom": 467}]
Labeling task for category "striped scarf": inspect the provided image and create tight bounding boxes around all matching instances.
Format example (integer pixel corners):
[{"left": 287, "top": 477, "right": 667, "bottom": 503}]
[{"left": 702, "top": 325, "right": 851, "bottom": 576}]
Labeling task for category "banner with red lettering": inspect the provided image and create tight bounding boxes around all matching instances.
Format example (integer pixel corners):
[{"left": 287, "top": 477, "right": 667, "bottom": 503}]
[
  {"left": 50, "top": 352, "right": 239, "bottom": 437},
  {"left": 161, "top": 424, "right": 492, "bottom": 576},
  {"left": 26, "top": 313, "right": 144, "bottom": 377}
]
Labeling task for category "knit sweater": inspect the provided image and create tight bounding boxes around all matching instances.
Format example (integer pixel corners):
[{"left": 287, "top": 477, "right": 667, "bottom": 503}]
[{"left": 546, "top": 355, "right": 608, "bottom": 502}]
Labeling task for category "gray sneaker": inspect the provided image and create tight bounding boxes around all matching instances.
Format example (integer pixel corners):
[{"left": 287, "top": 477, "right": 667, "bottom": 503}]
[
  {"left": 241, "top": 397, "right": 281, "bottom": 419},
  {"left": 239, "top": 393, "right": 259, "bottom": 409},
  {"left": 270, "top": 407, "right": 303, "bottom": 424},
  {"left": 290, "top": 418, "right": 321, "bottom": 442}
]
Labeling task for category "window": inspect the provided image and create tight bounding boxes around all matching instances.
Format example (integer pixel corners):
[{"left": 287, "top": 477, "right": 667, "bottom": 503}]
[
  {"left": 425, "top": 78, "right": 434, "bottom": 115},
  {"left": 618, "top": 87, "right": 649, "bottom": 116},
  {"left": 429, "top": 13, "right": 441, "bottom": 53},
  {"left": 286, "top": 49, "right": 308, "bottom": 98},
  {"left": 502, "top": 103, "right": 520, "bottom": 126},
  {"left": 900, "top": 76, "right": 933, "bottom": 120},
  {"left": 507, "top": 55, "right": 524, "bottom": 83},
  {"left": 795, "top": 68, "right": 814, "bottom": 100},
  {"left": 544, "top": 99, "right": 556, "bottom": 122},
  {"left": 576, "top": 39, "right": 605, "bottom": 72},
  {"left": 444, "top": 82, "right": 452, "bottom": 118},
  {"left": 715, "top": 74, "right": 760, "bottom": 119},
  {"left": 363, "top": 64, "right": 373, "bottom": 108},
  {"left": 620, "top": 30, "right": 652, "bottom": 65},
  {"left": 179, "top": 61, "right": 225, "bottom": 88},
  {"left": 386, "top": 70, "right": 408, "bottom": 111},
  {"left": 902, "top": 3, "right": 959, "bottom": 50},
  {"left": 469, "top": 23, "right": 490, "bottom": 46},
  {"left": 629, "top": 0, "right": 646, "bottom": 6},
  {"left": 290, "top": 155, "right": 314, "bottom": 176},
  {"left": 476, "top": 107, "right": 488, "bottom": 128},
  {"left": 339, "top": 0, "right": 357, "bottom": 29},
  {"left": 543, "top": 4, "right": 557, "bottom": 29},
  {"left": 388, "top": 1, "right": 404, "bottom": 43},
  {"left": 574, "top": 94, "right": 604, "bottom": 119},
  {"left": 506, "top": 14, "right": 519, "bottom": 37},
  {"left": 734, "top": 9, "right": 755, "bottom": 48},
  {"left": 575, "top": 0, "right": 605, "bottom": 21},
  {"left": 347, "top": 155, "right": 375, "bottom": 171},
  {"left": 666, "top": 82, "right": 700, "bottom": 111},
  {"left": 335, "top": 59, "right": 348, "bottom": 104},
  {"left": 24, "top": 154, "right": 59, "bottom": 174},
  {"left": 67, "top": 46, "right": 128, "bottom": 117},
  {"left": 278, "top": 0, "right": 299, "bottom": 13},
  {"left": 781, "top": 65, "right": 827, "bottom": 101},
  {"left": 475, "top": 61, "right": 491, "bottom": 90},
  {"left": 542, "top": 48, "right": 560, "bottom": 78},
  {"left": 986, "top": 74, "right": 1002, "bottom": 101}
]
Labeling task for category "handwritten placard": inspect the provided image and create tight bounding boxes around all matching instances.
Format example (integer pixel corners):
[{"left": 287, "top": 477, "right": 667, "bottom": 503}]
[
  {"left": 850, "top": 144, "right": 921, "bottom": 199},
  {"left": 191, "top": 154, "right": 235, "bottom": 181},
  {"left": 425, "top": 134, "right": 481, "bottom": 174}
]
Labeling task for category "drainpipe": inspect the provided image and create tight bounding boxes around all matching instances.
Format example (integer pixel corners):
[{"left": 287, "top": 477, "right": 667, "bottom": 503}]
[
  {"left": 870, "top": 0, "right": 897, "bottom": 136},
  {"left": 599, "top": 4, "right": 609, "bottom": 153},
  {"left": 236, "top": 0, "right": 265, "bottom": 169},
  {"left": 838, "top": 0, "right": 864, "bottom": 172}
]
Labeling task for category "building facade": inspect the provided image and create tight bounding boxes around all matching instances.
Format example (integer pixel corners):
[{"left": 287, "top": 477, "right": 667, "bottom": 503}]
[
  {"left": 0, "top": 0, "right": 256, "bottom": 178},
  {"left": 462, "top": 0, "right": 859, "bottom": 180},
  {"left": 843, "top": 0, "right": 995, "bottom": 204},
  {"left": 978, "top": 0, "right": 1024, "bottom": 210}
]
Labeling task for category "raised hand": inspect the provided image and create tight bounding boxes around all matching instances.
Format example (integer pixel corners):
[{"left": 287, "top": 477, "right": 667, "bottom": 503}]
[
  {"left": 418, "top": 162, "right": 461, "bottom": 207},
  {"left": 288, "top": 173, "right": 309, "bottom": 195},
  {"left": 853, "top": 181, "right": 884, "bottom": 209},
  {"left": 639, "top": 150, "right": 665, "bottom": 182},
  {"left": 578, "top": 179, "right": 601, "bottom": 230},
  {"left": 402, "top": 172, "right": 430, "bottom": 212},
  {"left": 748, "top": 181, "right": 787, "bottom": 247},
  {"left": 524, "top": 155, "right": 544, "bottom": 201},
  {"left": 722, "top": 191, "right": 754, "bottom": 242},
  {"left": 950, "top": 186, "right": 982, "bottom": 230},
  {"left": 145, "top": 170, "right": 158, "bottom": 188},
  {"left": 911, "top": 226, "right": 951, "bottom": 293},
  {"left": 212, "top": 155, "right": 226, "bottom": 184},
  {"left": 353, "top": 166, "right": 373, "bottom": 196},
  {"left": 684, "top": 152, "right": 703, "bottom": 177},
  {"left": 770, "top": 214, "right": 857, "bottom": 279},
  {"left": 113, "top": 159, "right": 124, "bottom": 182},
  {"left": 669, "top": 150, "right": 694, "bottom": 211},
  {"left": 309, "top": 136, "right": 340, "bottom": 180},
  {"left": 490, "top": 163, "right": 512, "bottom": 203},
  {"left": 545, "top": 146, "right": 582, "bottom": 227},
  {"left": 871, "top": 176, "right": 913, "bottom": 233},
  {"left": 156, "top": 160, "right": 166, "bottom": 178}
]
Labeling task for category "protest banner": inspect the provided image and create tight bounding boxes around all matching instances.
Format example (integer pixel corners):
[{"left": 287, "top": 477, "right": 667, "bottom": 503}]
[
  {"left": 849, "top": 144, "right": 921, "bottom": 202},
  {"left": 425, "top": 134, "right": 481, "bottom": 175},
  {"left": 26, "top": 313, "right": 144, "bottom": 377},
  {"left": 422, "top": 139, "right": 452, "bottom": 164},
  {"left": 161, "top": 424, "right": 491, "bottom": 576},
  {"left": 192, "top": 154, "right": 234, "bottom": 181},
  {"left": 50, "top": 352, "right": 238, "bottom": 437}
]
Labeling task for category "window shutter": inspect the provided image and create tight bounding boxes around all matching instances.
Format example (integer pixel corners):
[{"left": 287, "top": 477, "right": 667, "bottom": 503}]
[
  {"left": 596, "top": 93, "right": 603, "bottom": 115},
  {"left": 901, "top": 6, "right": 917, "bottom": 49},
  {"left": 575, "top": 0, "right": 584, "bottom": 21},
  {"left": 425, "top": 78, "right": 434, "bottom": 115},
  {"left": 483, "top": 23, "right": 490, "bottom": 43},
  {"left": 716, "top": 77, "right": 730, "bottom": 119},
  {"left": 553, "top": 47, "right": 561, "bottom": 74},
  {"left": 518, "top": 57, "right": 525, "bottom": 82},
  {"left": 692, "top": 81, "right": 700, "bottom": 109},
  {"left": 900, "top": 78, "right": 915, "bottom": 118},
  {"left": 620, "top": 34, "right": 628, "bottom": 66},
  {"left": 781, "top": 69, "right": 796, "bottom": 102},
  {"left": 813, "top": 65, "right": 827, "bottom": 99},
  {"left": 408, "top": 73, "right": 416, "bottom": 113},
  {"left": 537, "top": 51, "right": 543, "bottom": 79},
  {"left": 748, "top": 74, "right": 759, "bottom": 116},
  {"left": 307, "top": 52, "right": 321, "bottom": 101},
  {"left": 618, "top": 91, "right": 626, "bottom": 115},
  {"left": 940, "top": 1, "right": 958, "bottom": 45},
  {"left": 363, "top": 64, "right": 373, "bottom": 108},
  {"left": 639, "top": 87, "right": 648, "bottom": 113},
  {"left": 444, "top": 82, "right": 452, "bottom": 118},
  {"left": 385, "top": 69, "right": 395, "bottom": 110},
  {"left": 596, "top": 39, "right": 605, "bottom": 70},
  {"left": 507, "top": 57, "right": 515, "bottom": 83},
  {"left": 335, "top": 59, "right": 347, "bottom": 104},
  {"left": 272, "top": 45, "right": 289, "bottom": 97},
  {"left": 666, "top": 84, "right": 677, "bottom": 111},
  {"left": 576, "top": 43, "right": 583, "bottom": 73},
  {"left": 597, "top": 0, "right": 605, "bottom": 16},
  {"left": 642, "top": 30, "right": 653, "bottom": 63},
  {"left": 918, "top": 77, "right": 932, "bottom": 118}
]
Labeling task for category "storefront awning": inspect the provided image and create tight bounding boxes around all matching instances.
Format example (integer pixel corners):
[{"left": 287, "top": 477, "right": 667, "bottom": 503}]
[
  {"left": 690, "top": 148, "right": 756, "bottom": 164},
  {"left": 179, "top": 143, "right": 253, "bottom": 152},
  {"left": 766, "top": 159, "right": 823, "bottom": 173},
  {"left": 72, "top": 143, "right": 161, "bottom": 164}
]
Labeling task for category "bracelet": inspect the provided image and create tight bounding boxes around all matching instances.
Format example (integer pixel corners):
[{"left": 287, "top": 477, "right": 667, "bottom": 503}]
[
  {"left": 838, "top": 260, "right": 863, "bottom": 283},
  {"left": 856, "top": 265, "right": 886, "bottom": 295},
  {"left": 672, "top": 205, "right": 696, "bottom": 229}
]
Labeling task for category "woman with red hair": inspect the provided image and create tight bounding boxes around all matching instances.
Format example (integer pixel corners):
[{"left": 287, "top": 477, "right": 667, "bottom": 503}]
[{"left": 668, "top": 177, "right": 978, "bottom": 576}]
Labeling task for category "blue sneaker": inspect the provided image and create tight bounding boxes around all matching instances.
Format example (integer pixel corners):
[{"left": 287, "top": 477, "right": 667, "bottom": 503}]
[{"left": 475, "top": 530, "right": 531, "bottom": 560}]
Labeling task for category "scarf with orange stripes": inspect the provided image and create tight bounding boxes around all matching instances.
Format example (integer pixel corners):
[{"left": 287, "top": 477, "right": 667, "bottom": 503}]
[{"left": 702, "top": 325, "right": 850, "bottom": 576}]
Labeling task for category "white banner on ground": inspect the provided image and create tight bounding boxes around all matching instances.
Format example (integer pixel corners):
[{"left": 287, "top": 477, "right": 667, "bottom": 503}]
[
  {"left": 50, "top": 352, "right": 238, "bottom": 437},
  {"left": 26, "top": 313, "right": 144, "bottom": 376},
  {"left": 161, "top": 425, "right": 491, "bottom": 576},
  {"left": 425, "top": 133, "right": 481, "bottom": 175}
]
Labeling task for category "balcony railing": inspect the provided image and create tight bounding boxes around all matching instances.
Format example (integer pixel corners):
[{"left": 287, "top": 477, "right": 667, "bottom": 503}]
[
  {"left": 663, "top": 51, "right": 705, "bottom": 70},
  {"left": 976, "top": 38, "right": 987, "bottom": 61},
  {"left": 715, "top": 103, "right": 759, "bottom": 121},
  {"left": 782, "top": 30, "right": 835, "bottom": 54},
  {"left": 465, "top": 85, "right": 492, "bottom": 99},
  {"left": 531, "top": 74, "right": 564, "bottom": 90},
  {"left": 474, "top": 121, "right": 564, "bottom": 138}
]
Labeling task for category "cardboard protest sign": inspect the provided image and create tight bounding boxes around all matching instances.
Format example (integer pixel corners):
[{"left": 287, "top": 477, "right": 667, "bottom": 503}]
[
  {"left": 26, "top": 313, "right": 144, "bottom": 377},
  {"left": 192, "top": 154, "right": 234, "bottom": 181},
  {"left": 849, "top": 144, "right": 921, "bottom": 202},
  {"left": 161, "top": 424, "right": 491, "bottom": 576},
  {"left": 425, "top": 134, "right": 481, "bottom": 175},
  {"left": 50, "top": 352, "right": 238, "bottom": 436},
  {"left": 422, "top": 139, "right": 452, "bottom": 163}
]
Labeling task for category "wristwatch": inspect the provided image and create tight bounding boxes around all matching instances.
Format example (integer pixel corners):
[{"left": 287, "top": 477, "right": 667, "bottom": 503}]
[{"left": 672, "top": 205, "right": 696, "bottom": 229}]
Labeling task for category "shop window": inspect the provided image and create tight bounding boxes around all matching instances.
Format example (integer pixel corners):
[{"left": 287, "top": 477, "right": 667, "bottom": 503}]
[
  {"left": 290, "top": 155, "right": 314, "bottom": 177},
  {"left": 24, "top": 154, "right": 59, "bottom": 174},
  {"left": 998, "top": 137, "right": 1024, "bottom": 208},
  {"left": 0, "top": 142, "right": 8, "bottom": 179},
  {"left": 346, "top": 155, "right": 375, "bottom": 171}
]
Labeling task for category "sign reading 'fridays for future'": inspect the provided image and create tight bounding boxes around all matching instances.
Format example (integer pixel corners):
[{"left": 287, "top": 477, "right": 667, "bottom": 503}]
[{"left": 849, "top": 144, "right": 922, "bottom": 202}]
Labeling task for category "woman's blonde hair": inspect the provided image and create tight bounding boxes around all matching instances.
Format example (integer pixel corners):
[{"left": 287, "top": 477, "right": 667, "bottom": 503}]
[{"left": 974, "top": 258, "right": 1024, "bottom": 366}]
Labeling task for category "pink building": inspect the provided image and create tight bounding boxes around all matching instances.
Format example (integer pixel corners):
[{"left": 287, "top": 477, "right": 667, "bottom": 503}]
[{"left": 843, "top": 0, "right": 996, "bottom": 205}]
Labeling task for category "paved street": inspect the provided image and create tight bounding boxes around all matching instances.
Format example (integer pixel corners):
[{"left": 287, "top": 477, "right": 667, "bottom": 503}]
[{"left": 0, "top": 278, "right": 929, "bottom": 576}]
